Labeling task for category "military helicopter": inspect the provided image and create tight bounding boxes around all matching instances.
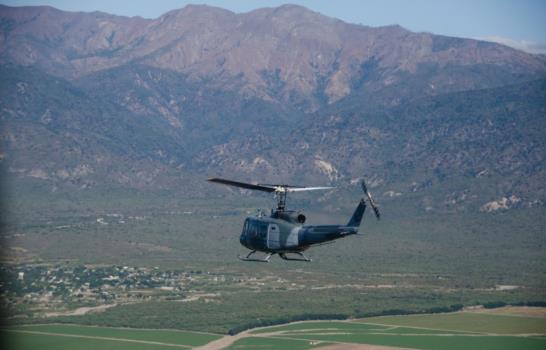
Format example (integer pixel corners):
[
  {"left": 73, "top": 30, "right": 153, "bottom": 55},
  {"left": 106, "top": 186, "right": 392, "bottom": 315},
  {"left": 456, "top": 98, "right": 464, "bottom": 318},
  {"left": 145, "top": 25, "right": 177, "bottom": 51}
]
[{"left": 208, "top": 177, "right": 380, "bottom": 262}]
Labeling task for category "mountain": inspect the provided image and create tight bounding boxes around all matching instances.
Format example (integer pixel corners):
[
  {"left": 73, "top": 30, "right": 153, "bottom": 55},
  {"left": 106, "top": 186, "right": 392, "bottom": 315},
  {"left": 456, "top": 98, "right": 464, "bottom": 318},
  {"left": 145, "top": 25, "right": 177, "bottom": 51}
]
[
  {"left": 2, "top": 4, "right": 545, "bottom": 108},
  {"left": 1, "top": 4, "right": 545, "bottom": 213}
]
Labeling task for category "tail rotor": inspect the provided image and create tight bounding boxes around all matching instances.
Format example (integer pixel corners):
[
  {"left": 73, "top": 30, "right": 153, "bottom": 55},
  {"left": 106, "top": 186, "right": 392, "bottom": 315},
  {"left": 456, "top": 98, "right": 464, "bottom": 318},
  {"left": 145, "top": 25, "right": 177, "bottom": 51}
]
[{"left": 361, "top": 179, "right": 381, "bottom": 220}]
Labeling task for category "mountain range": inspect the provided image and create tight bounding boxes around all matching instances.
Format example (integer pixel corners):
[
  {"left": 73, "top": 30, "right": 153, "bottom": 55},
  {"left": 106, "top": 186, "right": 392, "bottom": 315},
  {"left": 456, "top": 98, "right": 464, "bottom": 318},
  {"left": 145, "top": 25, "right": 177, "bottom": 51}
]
[{"left": 1, "top": 4, "right": 545, "bottom": 214}]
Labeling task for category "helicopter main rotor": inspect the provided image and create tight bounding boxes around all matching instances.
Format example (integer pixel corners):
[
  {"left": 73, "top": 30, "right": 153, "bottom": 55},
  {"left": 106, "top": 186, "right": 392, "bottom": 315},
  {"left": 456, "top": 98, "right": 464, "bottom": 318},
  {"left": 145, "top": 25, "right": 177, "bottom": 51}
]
[{"left": 207, "top": 177, "right": 334, "bottom": 211}]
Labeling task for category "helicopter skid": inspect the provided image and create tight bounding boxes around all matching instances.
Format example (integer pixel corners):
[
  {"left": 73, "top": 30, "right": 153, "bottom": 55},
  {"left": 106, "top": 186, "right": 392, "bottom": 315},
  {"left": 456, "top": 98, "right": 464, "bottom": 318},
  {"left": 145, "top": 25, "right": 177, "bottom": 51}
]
[
  {"left": 279, "top": 252, "right": 312, "bottom": 262},
  {"left": 238, "top": 250, "right": 273, "bottom": 263}
]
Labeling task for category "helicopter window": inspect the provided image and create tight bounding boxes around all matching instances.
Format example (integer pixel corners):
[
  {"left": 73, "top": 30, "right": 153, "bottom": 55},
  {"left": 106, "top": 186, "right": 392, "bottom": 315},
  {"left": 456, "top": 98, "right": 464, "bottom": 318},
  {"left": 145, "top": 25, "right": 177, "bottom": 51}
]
[
  {"left": 242, "top": 220, "right": 249, "bottom": 235},
  {"left": 250, "top": 221, "right": 260, "bottom": 237},
  {"left": 250, "top": 222, "right": 258, "bottom": 236},
  {"left": 259, "top": 222, "right": 267, "bottom": 239},
  {"left": 245, "top": 220, "right": 268, "bottom": 239}
]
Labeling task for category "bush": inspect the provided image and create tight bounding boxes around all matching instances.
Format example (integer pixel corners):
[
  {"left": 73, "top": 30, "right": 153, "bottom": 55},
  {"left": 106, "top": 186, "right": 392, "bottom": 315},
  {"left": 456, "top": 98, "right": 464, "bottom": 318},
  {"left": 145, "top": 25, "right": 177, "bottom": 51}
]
[{"left": 483, "top": 301, "right": 506, "bottom": 309}]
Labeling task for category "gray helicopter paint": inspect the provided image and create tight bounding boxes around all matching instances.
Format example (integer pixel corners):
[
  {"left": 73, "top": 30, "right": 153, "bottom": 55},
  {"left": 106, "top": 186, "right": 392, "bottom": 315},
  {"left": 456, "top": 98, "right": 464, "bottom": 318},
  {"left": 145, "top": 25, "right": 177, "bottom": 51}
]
[
  {"left": 240, "top": 199, "right": 367, "bottom": 254},
  {"left": 267, "top": 224, "right": 281, "bottom": 249},
  {"left": 287, "top": 226, "right": 300, "bottom": 247}
]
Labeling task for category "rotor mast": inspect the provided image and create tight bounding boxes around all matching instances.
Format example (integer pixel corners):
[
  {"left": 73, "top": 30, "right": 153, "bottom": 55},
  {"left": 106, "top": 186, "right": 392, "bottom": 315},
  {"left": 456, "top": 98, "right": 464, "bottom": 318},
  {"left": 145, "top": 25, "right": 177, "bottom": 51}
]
[{"left": 275, "top": 187, "right": 287, "bottom": 211}]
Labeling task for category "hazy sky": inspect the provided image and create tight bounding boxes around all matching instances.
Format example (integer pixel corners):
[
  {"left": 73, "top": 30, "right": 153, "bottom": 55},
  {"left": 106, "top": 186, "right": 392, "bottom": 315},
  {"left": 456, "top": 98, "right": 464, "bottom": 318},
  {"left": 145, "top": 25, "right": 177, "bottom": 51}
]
[{"left": 2, "top": 0, "right": 545, "bottom": 53}]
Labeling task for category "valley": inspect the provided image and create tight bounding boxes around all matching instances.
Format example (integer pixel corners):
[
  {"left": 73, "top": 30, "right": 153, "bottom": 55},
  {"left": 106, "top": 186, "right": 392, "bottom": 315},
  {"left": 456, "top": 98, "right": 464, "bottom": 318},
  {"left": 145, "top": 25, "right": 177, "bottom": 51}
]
[{"left": 1, "top": 3, "right": 545, "bottom": 349}]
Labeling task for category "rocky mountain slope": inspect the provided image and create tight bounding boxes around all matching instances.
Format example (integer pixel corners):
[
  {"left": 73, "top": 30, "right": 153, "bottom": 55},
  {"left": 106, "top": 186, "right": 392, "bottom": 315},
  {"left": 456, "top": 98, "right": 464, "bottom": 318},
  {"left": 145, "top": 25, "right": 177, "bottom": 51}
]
[
  {"left": 2, "top": 4, "right": 545, "bottom": 107},
  {"left": 1, "top": 4, "right": 545, "bottom": 213}
]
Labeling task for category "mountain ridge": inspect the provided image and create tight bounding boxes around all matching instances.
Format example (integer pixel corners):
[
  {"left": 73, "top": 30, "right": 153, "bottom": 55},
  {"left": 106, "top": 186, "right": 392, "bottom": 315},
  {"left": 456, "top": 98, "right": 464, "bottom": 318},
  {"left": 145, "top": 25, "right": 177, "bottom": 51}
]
[
  {"left": 2, "top": 4, "right": 544, "bottom": 109},
  {"left": 1, "top": 4, "right": 545, "bottom": 214}
]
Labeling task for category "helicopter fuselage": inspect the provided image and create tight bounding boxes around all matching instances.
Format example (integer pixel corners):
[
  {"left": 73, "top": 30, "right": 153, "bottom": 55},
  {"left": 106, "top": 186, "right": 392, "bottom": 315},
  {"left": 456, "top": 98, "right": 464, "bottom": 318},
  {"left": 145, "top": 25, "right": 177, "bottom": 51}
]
[
  {"left": 207, "top": 177, "right": 379, "bottom": 262},
  {"left": 240, "top": 209, "right": 360, "bottom": 254}
]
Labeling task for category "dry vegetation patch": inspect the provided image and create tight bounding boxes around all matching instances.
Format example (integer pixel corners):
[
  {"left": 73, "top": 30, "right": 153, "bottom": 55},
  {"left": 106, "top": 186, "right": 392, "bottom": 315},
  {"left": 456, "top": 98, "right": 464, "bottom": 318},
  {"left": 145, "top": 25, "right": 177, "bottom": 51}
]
[{"left": 466, "top": 306, "right": 546, "bottom": 318}]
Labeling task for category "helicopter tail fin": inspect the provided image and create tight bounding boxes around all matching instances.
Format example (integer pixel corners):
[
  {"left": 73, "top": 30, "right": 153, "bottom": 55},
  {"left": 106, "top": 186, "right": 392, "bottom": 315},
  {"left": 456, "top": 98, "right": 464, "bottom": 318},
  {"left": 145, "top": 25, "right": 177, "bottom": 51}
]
[{"left": 347, "top": 199, "right": 367, "bottom": 228}]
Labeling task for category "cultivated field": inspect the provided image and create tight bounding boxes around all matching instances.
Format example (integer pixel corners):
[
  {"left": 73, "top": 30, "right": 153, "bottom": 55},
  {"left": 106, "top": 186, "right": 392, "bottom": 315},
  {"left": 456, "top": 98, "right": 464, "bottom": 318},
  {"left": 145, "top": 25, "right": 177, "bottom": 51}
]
[
  {"left": 240, "top": 307, "right": 546, "bottom": 350},
  {"left": 4, "top": 324, "right": 221, "bottom": 350},
  {"left": 5, "top": 307, "right": 546, "bottom": 350}
]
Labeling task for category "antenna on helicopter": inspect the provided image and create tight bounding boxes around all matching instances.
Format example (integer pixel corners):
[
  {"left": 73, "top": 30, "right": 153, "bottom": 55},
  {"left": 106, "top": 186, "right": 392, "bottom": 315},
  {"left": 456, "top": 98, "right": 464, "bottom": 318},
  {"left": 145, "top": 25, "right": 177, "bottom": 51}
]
[{"left": 361, "top": 179, "right": 381, "bottom": 220}]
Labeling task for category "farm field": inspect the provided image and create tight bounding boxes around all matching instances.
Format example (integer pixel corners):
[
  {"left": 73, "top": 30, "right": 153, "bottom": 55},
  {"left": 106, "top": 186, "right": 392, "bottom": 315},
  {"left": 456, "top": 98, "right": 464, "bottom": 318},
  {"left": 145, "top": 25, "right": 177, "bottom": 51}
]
[
  {"left": 4, "top": 324, "right": 221, "bottom": 350},
  {"left": 5, "top": 307, "right": 546, "bottom": 350},
  {"left": 240, "top": 307, "right": 546, "bottom": 350}
]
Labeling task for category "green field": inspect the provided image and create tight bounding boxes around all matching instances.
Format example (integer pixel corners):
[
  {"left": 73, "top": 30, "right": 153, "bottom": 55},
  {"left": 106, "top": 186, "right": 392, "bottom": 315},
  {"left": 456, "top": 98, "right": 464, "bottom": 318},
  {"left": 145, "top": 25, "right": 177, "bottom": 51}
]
[
  {"left": 4, "top": 324, "right": 220, "bottom": 350},
  {"left": 361, "top": 312, "right": 546, "bottom": 334},
  {"left": 5, "top": 309, "right": 546, "bottom": 349},
  {"left": 243, "top": 309, "right": 546, "bottom": 350},
  {"left": 225, "top": 336, "right": 330, "bottom": 350}
]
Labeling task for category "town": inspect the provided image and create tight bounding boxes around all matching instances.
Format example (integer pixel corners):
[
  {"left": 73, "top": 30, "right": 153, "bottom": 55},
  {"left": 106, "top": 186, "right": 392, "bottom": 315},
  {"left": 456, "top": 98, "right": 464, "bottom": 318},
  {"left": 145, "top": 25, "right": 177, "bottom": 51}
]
[{"left": 1, "top": 264, "right": 236, "bottom": 318}]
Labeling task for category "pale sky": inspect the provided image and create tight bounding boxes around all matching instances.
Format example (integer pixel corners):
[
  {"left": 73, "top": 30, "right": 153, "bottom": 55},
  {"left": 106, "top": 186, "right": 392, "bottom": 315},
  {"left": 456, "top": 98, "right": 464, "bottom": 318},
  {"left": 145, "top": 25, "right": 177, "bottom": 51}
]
[{"left": 2, "top": 0, "right": 545, "bottom": 53}]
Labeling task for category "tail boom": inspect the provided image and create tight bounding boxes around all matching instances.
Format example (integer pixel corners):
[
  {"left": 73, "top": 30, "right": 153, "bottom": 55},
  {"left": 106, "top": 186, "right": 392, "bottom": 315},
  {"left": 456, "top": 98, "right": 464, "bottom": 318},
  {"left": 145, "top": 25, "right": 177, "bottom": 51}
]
[{"left": 346, "top": 199, "right": 367, "bottom": 227}]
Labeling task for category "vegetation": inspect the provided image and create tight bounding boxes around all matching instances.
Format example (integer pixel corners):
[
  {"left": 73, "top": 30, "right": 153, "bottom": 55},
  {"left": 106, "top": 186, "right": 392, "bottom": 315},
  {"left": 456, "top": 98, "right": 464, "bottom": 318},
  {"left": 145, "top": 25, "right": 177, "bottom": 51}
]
[
  {"left": 3, "top": 190, "right": 546, "bottom": 334},
  {"left": 20, "top": 290, "right": 543, "bottom": 335}
]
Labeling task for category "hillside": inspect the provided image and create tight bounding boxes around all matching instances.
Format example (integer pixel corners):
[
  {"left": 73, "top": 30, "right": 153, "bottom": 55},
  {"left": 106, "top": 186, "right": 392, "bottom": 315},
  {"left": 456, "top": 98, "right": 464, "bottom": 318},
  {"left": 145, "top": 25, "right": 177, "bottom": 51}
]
[{"left": 1, "top": 4, "right": 545, "bottom": 215}]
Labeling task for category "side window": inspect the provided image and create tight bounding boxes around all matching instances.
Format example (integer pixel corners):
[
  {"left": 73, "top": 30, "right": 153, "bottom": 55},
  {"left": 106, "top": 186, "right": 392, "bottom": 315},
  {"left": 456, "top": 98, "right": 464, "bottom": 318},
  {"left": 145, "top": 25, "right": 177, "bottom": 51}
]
[
  {"left": 242, "top": 219, "right": 249, "bottom": 235},
  {"left": 260, "top": 222, "right": 267, "bottom": 239},
  {"left": 250, "top": 221, "right": 258, "bottom": 236}
]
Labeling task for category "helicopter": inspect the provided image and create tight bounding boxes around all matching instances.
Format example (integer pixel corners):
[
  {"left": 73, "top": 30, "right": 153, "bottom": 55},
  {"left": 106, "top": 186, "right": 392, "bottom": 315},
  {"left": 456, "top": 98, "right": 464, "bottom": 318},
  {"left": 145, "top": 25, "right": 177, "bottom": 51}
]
[{"left": 208, "top": 177, "right": 381, "bottom": 262}]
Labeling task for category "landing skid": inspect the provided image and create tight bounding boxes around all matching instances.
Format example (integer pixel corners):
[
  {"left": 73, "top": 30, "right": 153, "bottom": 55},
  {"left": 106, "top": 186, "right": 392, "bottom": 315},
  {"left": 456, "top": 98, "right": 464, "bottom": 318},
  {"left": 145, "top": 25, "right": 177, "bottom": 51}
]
[
  {"left": 238, "top": 250, "right": 274, "bottom": 263},
  {"left": 238, "top": 250, "right": 312, "bottom": 262},
  {"left": 279, "top": 252, "right": 312, "bottom": 262}
]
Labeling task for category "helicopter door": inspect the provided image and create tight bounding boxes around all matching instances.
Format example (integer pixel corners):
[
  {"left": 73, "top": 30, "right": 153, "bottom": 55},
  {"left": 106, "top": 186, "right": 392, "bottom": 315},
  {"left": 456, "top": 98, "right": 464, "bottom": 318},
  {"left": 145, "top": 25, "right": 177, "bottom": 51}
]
[{"left": 267, "top": 224, "right": 281, "bottom": 250}]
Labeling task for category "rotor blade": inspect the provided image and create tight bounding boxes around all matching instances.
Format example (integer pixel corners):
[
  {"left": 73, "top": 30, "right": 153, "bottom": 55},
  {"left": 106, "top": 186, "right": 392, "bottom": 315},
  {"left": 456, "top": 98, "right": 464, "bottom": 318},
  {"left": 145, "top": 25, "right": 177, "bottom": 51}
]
[
  {"left": 364, "top": 189, "right": 376, "bottom": 206},
  {"left": 286, "top": 186, "right": 335, "bottom": 192},
  {"left": 361, "top": 180, "right": 374, "bottom": 202},
  {"left": 259, "top": 183, "right": 334, "bottom": 192},
  {"left": 361, "top": 179, "right": 381, "bottom": 220},
  {"left": 258, "top": 183, "right": 304, "bottom": 188},
  {"left": 207, "top": 177, "right": 276, "bottom": 192},
  {"left": 371, "top": 203, "right": 381, "bottom": 220},
  {"left": 361, "top": 179, "right": 369, "bottom": 194}
]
